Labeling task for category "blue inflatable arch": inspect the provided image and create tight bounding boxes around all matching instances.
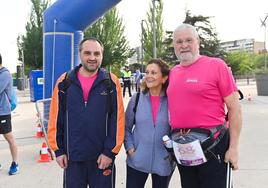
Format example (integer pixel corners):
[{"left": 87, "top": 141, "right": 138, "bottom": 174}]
[{"left": 43, "top": 0, "right": 121, "bottom": 98}]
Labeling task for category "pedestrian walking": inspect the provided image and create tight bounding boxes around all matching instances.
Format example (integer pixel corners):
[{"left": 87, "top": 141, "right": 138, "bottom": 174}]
[{"left": 0, "top": 53, "right": 19, "bottom": 175}]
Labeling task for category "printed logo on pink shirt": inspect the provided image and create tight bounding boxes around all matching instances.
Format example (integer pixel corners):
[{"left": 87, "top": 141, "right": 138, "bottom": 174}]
[{"left": 186, "top": 79, "right": 198, "bottom": 83}]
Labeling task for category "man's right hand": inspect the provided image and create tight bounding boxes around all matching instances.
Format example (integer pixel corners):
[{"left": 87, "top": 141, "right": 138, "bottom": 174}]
[{"left": 56, "top": 154, "right": 68, "bottom": 169}]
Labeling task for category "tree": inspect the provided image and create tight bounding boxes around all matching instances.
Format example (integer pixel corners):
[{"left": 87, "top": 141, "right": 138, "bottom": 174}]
[
  {"left": 142, "top": 0, "right": 165, "bottom": 61},
  {"left": 161, "top": 31, "right": 177, "bottom": 65},
  {"left": 225, "top": 52, "right": 255, "bottom": 75},
  {"left": 254, "top": 53, "right": 268, "bottom": 71},
  {"left": 162, "top": 10, "right": 225, "bottom": 66},
  {"left": 84, "top": 8, "right": 134, "bottom": 76},
  {"left": 17, "top": 0, "right": 49, "bottom": 75},
  {"left": 184, "top": 10, "right": 225, "bottom": 58}
]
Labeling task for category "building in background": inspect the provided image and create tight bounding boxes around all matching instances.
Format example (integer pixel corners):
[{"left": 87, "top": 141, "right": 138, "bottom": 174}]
[{"left": 220, "top": 39, "right": 265, "bottom": 53}]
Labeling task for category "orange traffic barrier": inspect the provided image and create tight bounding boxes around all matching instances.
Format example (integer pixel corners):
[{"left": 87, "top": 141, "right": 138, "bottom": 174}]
[
  {"left": 36, "top": 123, "right": 43, "bottom": 138},
  {"left": 247, "top": 93, "right": 252, "bottom": 101},
  {"left": 38, "top": 142, "right": 51, "bottom": 163}
]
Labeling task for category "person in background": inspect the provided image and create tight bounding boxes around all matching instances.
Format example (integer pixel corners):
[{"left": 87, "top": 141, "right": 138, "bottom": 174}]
[
  {"left": 48, "top": 38, "right": 125, "bottom": 188},
  {"left": 124, "top": 59, "right": 173, "bottom": 188},
  {"left": 0, "top": 53, "right": 19, "bottom": 175},
  {"left": 167, "top": 23, "right": 242, "bottom": 188},
  {"left": 122, "top": 65, "right": 132, "bottom": 97},
  {"left": 134, "top": 69, "right": 142, "bottom": 92}
]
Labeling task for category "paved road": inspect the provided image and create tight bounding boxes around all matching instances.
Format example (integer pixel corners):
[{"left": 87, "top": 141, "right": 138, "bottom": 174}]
[{"left": 0, "top": 84, "right": 268, "bottom": 188}]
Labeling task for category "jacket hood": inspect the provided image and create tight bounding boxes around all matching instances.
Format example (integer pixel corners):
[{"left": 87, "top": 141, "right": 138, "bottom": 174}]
[{"left": 0, "top": 67, "right": 9, "bottom": 74}]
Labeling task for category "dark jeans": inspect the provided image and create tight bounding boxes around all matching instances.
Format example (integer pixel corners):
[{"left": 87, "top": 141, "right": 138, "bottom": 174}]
[
  {"left": 126, "top": 165, "right": 171, "bottom": 188},
  {"left": 135, "top": 83, "right": 141, "bottom": 92},
  {"left": 64, "top": 160, "right": 115, "bottom": 188},
  {"left": 176, "top": 130, "right": 230, "bottom": 188}
]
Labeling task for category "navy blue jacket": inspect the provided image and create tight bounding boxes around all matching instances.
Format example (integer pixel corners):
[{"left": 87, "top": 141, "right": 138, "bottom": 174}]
[{"left": 48, "top": 65, "right": 125, "bottom": 161}]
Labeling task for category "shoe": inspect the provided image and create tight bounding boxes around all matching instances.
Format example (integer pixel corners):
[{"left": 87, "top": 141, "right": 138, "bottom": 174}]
[{"left": 8, "top": 162, "right": 19, "bottom": 175}]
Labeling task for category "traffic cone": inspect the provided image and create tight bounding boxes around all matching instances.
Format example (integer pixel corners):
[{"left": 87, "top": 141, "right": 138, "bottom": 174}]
[
  {"left": 36, "top": 123, "right": 43, "bottom": 138},
  {"left": 38, "top": 142, "right": 51, "bottom": 163},
  {"left": 247, "top": 93, "right": 252, "bottom": 101}
]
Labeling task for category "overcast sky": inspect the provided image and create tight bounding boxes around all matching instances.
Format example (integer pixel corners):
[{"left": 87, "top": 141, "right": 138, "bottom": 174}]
[{"left": 0, "top": 0, "right": 267, "bottom": 73}]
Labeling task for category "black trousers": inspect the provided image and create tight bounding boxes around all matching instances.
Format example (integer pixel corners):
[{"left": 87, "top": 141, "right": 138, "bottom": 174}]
[
  {"left": 176, "top": 131, "right": 230, "bottom": 188},
  {"left": 123, "top": 80, "right": 132, "bottom": 97},
  {"left": 126, "top": 165, "right": 171, "bottom": 188}
]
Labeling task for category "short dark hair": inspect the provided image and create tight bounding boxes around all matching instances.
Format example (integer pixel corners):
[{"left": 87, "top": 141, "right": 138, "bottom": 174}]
[
  {"left": 141, "top": 58, "right": 170, "bottom": 94},
  {"left": 0, "top": 53, "right": 2, "bottom": 65},
  {"left": 79, "top": 37, "right": 104, "bottom": 52}
]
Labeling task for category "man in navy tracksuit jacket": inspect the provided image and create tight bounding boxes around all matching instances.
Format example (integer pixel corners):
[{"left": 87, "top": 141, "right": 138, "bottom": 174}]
[{"left": 48, "top": 38, "right": 124, "bottom": 188}]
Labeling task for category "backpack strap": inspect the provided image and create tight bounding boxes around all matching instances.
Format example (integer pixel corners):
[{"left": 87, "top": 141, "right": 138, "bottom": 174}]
[
  {"left": 60, "top": 69, "right": 113, "bottom": 117},
  {"left": 58, "top": 71, "right": 72, "bottom": 94},
  {"left": 102, "top": 69, "right": 112, "bottom": 116},
  {"left": 225, "top": 89, "right": 243, "bottom": 121},
  {"left": 132, "top": 92, "right": 140, "bottom": 125},
  {"left": 60, "top": 71, "right": 72, "bottom": 115},
  {"left": 238, "top": 89, "right": 244, "bottom": 100}
]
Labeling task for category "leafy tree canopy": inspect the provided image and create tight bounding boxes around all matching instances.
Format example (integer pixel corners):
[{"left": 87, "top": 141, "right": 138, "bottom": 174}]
[
  {"left": 17, "top": 0, "right": 49, "bottom": 76},
  {"left": 142, "top": 0, "right": 164, "bottom": 61},
  {"left": 84, "top": 8, "right": 135, "bottom": 76},
  {"left": 161, "top": 10, "right": 225, "bottom": 66}
]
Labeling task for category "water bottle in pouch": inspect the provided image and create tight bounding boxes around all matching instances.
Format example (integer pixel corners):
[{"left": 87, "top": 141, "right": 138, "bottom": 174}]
[{"left": 162, "top": 135, "right": 173, "bottom": 148}]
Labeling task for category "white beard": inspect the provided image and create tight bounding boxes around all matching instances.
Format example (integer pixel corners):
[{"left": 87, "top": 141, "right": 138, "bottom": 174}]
[{"left": 176, "top": 52, "right": 195, "bottom": 62}]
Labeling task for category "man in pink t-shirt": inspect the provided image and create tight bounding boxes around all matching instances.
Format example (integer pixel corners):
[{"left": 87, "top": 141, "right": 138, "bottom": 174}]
[{"left": 167, "top": 24, "right": 242, "bottom": 188}]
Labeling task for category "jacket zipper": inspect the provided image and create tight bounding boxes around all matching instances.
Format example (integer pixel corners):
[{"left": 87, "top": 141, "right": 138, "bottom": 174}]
[
  {"left": 151, "top": 97, "right": 162, "bottom": 171},
  {"left": 151, "top": 128, "right": 156, "bottom": 172},
  {"left": 66, "top": 105, "right": 70, "bottom": 160}
]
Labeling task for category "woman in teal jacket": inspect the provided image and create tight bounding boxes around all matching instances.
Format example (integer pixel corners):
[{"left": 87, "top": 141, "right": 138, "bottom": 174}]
[{"left": 124, "top": 59, "right": 173, "bottom": 188}]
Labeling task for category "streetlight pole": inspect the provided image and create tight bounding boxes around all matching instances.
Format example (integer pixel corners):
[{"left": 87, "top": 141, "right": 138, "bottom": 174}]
[
  {"left": 261, "top": 14, "right": 268, "bottom": 71},
  {"left": 152, "top": 0, "right": 157, "bottom": 58},
  {"left": 141, "top": 20, "right": 145, "bottom": 72},
  {"left": 265, "top": 23, "right": 267, "bottom": 71},
  {"left": 21, "top": 50, "right": 25, "bottom": 91}
]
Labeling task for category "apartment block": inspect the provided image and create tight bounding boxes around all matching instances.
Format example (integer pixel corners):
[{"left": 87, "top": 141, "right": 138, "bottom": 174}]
[{"left": 220, "top": 39, "right": 265, "bottom": 53}]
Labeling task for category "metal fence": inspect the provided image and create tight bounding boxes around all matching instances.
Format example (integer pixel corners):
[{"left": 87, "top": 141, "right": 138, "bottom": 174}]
[{"left": 233, "top": 75, "right": 256, "bottom": 85}]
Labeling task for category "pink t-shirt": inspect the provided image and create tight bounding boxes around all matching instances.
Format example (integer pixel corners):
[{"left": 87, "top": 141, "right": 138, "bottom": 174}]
[
  {"left": 167, "top": 56, "right": 237, "bottom": 129},
  {"left": 77, "top": 71, "right": 97, "bottom": 102},
  {"left": 150, "top": 95, "right": 161, "bottom": 125}
]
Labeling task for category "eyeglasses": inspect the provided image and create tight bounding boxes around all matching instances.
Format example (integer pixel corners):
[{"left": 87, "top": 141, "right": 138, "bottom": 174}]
[{"left": 175, "top": 38, "right": 194, "bottom": 46}]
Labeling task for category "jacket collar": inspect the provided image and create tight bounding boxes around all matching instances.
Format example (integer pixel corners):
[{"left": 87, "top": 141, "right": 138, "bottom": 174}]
[
  {"left": 68, "top": 64, "right": 109, "bottom": 86},
  {"left": 0, "top": 66, "right": 8, "bottom": 74},
  {"left": 144, "top": 90, "right": 166, "bottom": 97}
]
